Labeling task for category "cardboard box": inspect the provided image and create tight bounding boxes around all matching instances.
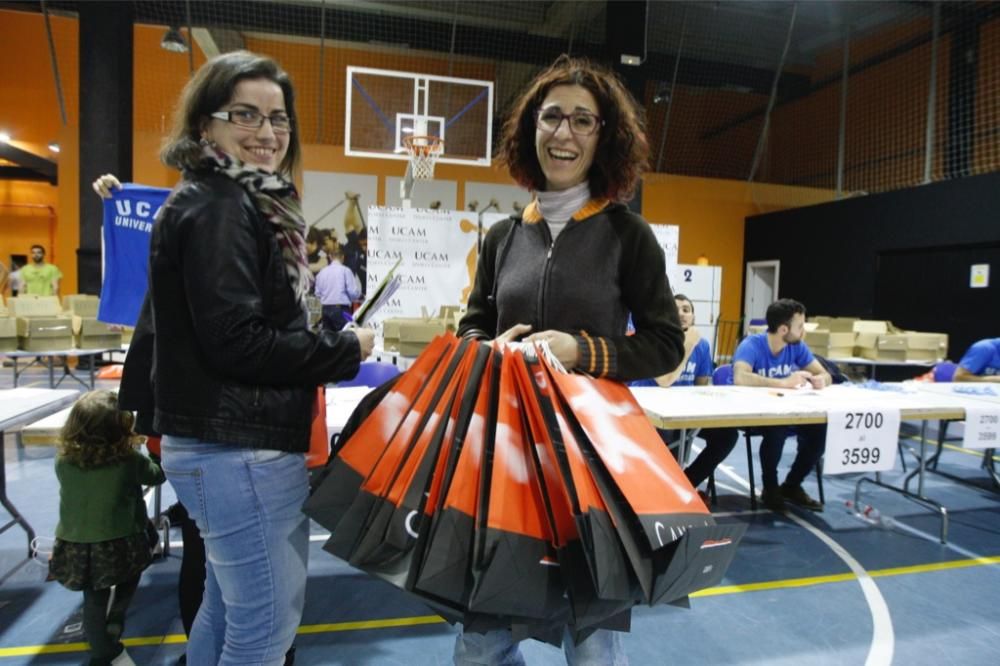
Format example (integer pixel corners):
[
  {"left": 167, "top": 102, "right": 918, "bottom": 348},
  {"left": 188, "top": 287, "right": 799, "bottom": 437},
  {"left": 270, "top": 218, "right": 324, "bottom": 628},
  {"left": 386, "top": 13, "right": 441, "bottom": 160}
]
[
  {"left": 72, "top": 315, "right": 123, "bottom": 349},
  {"left": 437, "top": 305, "right": 462, "bottom": 321},
  {"left": 812, "top": 316, "right": 858, "bottom": 333},
  {"left": 398, "top": 319, "right": 448, "bottom": 356},
  {"left": 381, "top": 317, "right": 424, "bottom": 352},
  {"left": 854, "top": 320, "right": 891, "bottom": 334},
  {"left": 904, "top": 332, "right": 948, "bottom": 361},
  {"left": 856, "top": 333, "right": 907, "bottom": 361},
  {"left": 63, "top": 294, "right": 100, "bottom": 317},
  {"left": 16, "top": 316, "right": 73, "bottom": 351},
  {"left": 807, "top": 331, "right": 855, "bottom": 349},
  {"left": 8, "top": 295, "right": 62, "bottom": 318},
  {"left": 0, "top": 317, "right": 17, "bottom": 352},
  {"left": 809, "top": 345, "right": 855, "bottom": 359}
]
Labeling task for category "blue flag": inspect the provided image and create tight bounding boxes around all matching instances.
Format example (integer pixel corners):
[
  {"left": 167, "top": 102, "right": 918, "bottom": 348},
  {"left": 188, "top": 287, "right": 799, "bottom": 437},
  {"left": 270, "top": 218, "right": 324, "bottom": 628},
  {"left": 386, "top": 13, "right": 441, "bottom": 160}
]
[{"left": 98, "top": 183, "right": 170, "bottom": 326}]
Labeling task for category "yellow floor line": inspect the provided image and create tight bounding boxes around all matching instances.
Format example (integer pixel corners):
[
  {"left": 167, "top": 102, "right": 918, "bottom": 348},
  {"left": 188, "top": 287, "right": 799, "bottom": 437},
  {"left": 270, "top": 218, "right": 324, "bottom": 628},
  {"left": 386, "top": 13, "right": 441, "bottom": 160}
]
[
  {"left": 900, "top": 432, "right": 1000, "bottom": 462},
  {"left": 3, "top": 554, "right": 998, "bottom": 659}
]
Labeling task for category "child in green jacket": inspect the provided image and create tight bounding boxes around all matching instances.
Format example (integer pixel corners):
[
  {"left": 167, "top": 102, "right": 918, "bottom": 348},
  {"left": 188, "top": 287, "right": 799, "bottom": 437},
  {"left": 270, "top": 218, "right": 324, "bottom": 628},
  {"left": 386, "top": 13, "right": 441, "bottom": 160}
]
[{"left": 49, "top": 390, "right": 165, "bottom": 666}]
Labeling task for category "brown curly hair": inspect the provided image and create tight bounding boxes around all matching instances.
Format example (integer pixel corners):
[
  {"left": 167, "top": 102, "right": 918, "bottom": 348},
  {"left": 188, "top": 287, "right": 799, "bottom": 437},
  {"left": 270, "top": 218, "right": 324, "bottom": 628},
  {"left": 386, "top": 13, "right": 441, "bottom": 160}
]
[
  {"left": 59, "top": 391, "right": 141, "bottom": 469},
  {"left": 497, "top": 54, "right": 650, "bottom": 202}
]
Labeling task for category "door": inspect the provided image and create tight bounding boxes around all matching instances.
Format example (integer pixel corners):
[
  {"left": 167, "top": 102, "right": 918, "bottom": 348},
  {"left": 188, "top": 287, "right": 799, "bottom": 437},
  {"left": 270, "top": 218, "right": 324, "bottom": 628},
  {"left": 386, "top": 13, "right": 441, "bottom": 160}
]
[{"left": 744, "top": 260, "right": 779, "bottom": 334}]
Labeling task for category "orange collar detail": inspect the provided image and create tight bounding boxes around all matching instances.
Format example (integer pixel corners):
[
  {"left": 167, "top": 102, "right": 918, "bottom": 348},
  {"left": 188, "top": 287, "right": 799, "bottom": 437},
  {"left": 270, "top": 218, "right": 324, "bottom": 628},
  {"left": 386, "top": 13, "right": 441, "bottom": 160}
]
[{"left": 521, "top": 198, "right": 611, "bottom": 224}]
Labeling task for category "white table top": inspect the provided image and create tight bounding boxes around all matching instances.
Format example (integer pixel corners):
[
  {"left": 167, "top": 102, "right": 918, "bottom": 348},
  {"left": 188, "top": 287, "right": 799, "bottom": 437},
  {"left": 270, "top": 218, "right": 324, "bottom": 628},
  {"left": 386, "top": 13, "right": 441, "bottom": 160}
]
[
  {"left": 0, "top": 388, "right": 79, "bottom": 432},
  {"left": 20, "top": 386, "right": 376, "bottom": 447},
  {"left": 906, "top": 381, "right": 1000, "bottom": 404},
  {"left": 630, "top": 383, "right": 969, "bottom": 429},
  {"left": 1, "top": 347, "right": 122, "bottom": 358},
  {"left": 826, "top": 355, "right": 936, "bottom": 368}
]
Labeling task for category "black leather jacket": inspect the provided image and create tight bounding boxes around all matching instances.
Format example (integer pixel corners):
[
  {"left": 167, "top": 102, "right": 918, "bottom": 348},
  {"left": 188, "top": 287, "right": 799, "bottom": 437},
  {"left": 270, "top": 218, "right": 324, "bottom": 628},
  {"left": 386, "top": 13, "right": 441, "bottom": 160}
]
[{"left": 119, "top": 170, "right": 361, "bottom": 452}]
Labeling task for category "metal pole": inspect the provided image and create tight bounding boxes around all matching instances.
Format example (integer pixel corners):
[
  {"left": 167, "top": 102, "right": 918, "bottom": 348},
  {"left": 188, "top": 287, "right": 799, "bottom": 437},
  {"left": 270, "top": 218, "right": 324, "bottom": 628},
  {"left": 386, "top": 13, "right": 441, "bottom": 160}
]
[
  {"left": 923, "top": 2, "right": 941, "bottom": 184},
  {"left": 748, "top": 2, "right": 798, "bottom": 183},
  {"left": 41, "top": 1, "right": 67, "bottom": 126},
  {"left": 317, "top": 1, "right": 326, "bottom": 143},
  {"left": 656, "top": 6, "right": 687, "bottom": 173},
  {"left": 836, "top": 27, "right": 850, "bottom": 198},
  {"left": 185, "top": 0, "right": 194, "bottom": 76}
]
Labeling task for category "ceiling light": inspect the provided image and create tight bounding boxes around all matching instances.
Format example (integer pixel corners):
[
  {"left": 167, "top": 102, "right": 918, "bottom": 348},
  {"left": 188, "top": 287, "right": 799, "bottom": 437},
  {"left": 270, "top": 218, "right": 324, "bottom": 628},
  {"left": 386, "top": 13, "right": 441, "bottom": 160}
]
[
  {"left": 161, "top": 26, "right": 189, "bottom": 53},
  {"left": 0, "top": 132, "right": 10, "bottom": 143},
  {"left": 48, "top": 142, "right": 60, "bottom": 153}
]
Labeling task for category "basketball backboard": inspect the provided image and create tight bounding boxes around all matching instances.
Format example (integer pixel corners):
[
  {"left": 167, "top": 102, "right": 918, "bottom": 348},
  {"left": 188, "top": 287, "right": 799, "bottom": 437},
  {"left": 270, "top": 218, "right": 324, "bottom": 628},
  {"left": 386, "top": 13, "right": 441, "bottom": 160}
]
[{"left": 345, "top": 66, "right": 494, "bottom": 166}]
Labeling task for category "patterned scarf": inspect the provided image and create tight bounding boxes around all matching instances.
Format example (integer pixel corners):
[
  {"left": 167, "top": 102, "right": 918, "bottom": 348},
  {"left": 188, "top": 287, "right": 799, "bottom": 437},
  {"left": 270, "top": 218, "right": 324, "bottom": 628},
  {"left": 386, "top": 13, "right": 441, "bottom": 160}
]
[{"left": 200, "top": 143, "right": 313, "bottom": 307}]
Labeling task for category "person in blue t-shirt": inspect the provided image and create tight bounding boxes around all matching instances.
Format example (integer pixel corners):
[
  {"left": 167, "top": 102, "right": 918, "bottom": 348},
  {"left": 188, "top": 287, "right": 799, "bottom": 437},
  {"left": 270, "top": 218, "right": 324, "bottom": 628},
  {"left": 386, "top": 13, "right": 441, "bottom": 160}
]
[
  {"left": 633, "top": 295, "right": 738, "bottom": 500},
  {"left": 954, "top": 338, "right": 1000, "bottom": 382},
  {"left": 733, "top": 298, "right": 831, "bottom": 512}
]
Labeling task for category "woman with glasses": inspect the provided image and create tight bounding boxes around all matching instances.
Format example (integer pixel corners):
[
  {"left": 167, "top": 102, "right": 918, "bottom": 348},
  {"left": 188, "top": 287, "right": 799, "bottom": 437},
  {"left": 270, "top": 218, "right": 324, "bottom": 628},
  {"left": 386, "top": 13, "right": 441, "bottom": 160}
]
[
  {"left": 456, "top": 55, "right": 686, "bottom": 665},
  {"left": 117, "top": 51, "right": 374, "bottom": 665}
]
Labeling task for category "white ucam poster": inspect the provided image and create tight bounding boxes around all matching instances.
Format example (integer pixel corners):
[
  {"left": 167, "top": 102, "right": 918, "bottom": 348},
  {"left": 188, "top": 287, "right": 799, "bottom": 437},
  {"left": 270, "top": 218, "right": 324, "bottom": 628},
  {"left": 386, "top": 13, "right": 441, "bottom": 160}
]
[
  {"left": 365, "top": 206, "right": 506, "bottom": 327},
  {"left": 648, "top": 223, "right": 679, "bottom": 273}
]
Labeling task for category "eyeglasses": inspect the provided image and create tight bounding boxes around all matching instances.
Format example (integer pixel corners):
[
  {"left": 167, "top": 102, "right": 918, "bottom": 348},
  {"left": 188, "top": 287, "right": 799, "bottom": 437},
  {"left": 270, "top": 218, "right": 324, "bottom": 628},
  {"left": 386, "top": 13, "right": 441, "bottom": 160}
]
[
  {"left": 211, "top": 108, "right": 293, "bottom": 133},
  {"left": 535, "top": 108, "right": 603, "bottom": 136}
]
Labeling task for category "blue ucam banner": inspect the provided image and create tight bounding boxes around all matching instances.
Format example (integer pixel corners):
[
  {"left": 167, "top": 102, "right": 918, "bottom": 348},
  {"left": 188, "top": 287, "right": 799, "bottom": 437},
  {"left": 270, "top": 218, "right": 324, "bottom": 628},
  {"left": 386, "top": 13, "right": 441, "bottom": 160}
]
[{"left": 98, "top": 183, "right": 170, "bottom": 326}]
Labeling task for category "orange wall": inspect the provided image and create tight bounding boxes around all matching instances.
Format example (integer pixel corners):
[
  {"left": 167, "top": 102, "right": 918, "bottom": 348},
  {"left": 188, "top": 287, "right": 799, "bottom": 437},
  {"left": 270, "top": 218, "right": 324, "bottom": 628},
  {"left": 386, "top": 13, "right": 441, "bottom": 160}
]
[
  {"left": 642, "top": 175, "right": 834, "bottom": 324},
  {"left": 0, "top": 10, "right": 77, "bottom": 290}
]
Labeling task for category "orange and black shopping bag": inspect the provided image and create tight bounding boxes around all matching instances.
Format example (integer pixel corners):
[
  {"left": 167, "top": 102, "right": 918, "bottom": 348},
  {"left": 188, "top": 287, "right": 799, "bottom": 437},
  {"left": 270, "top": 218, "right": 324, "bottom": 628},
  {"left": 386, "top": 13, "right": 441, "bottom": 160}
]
[
  {"left": 466, "top": 350, "right": 567, "bottom": 622},
  {"left": 304, "top": 334, "right": 457, "bottom": 539},
  {"left": 306, "top": 386, "right": 329, "bottom": 470},
  {"left": 349, "top": 340, "right": 481, "bottom": 569},
  {"left": 413, "top": 346, "right": 500, "bottom": 606},
  {"left": 516, "top": 352, "right": 637, "bottom": 636},
  {"left": 540, "top": 352, "right": 746, "bottom": 606},
  {"left": 324, "top": 336, "right": 470, "bottom": 562}
]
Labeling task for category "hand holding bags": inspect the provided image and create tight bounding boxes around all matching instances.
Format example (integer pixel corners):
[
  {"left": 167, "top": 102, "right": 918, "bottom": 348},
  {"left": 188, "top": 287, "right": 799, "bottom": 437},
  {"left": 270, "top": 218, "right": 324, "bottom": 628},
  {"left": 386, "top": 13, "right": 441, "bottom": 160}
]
[{"left": 305, "top": 333, "right": 745, "bottom": 641}]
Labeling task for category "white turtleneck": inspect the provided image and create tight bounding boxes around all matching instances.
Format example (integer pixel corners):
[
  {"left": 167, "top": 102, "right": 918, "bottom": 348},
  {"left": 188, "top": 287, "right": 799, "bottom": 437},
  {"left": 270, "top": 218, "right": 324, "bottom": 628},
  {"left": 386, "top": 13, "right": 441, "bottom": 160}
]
[{"left": 534, "top": 181, "right": 591, "bottom": 240}]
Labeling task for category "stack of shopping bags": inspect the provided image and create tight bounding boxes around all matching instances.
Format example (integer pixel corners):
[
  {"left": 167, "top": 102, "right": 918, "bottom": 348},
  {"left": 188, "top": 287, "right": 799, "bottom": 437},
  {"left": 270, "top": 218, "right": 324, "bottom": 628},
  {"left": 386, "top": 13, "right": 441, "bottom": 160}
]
[{"left": 305, "top": 332, "right": 745, "bottom": 645}]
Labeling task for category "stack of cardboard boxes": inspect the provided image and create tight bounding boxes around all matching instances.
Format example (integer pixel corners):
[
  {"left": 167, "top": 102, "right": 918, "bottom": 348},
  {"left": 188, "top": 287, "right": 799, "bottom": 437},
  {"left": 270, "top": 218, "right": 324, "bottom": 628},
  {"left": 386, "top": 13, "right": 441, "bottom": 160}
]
[
  {"left": 0, "top": 296, "right": 17, "bottom": 352},
  {"left": 809, "top": 316, "right": 948, "bottom": 362},
  {"left": 64, "top": 295, "right": 123, "bottom": 349},
  {"left": 5, "top": 295, "right": 124, "bottom": 352},
  {"left": 10, "top": 295, "right": 73, "bottom": 351}
]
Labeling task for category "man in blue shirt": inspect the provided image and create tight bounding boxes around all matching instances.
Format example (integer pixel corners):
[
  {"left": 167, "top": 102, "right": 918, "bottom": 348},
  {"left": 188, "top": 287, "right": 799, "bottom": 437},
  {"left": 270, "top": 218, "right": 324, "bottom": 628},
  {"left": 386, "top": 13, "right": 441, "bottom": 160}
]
[
  {"left": 733, "top": 298, "right": 832, "bottom": 512},
  {"left": 314, "top": 247, "right": 360, "bottom": 331},
  {"left": 634, "top": 295, "right": 738, "bottom": 501},
  {"left": 954, "top": 338, "right": 1000, "bottom": 382}
]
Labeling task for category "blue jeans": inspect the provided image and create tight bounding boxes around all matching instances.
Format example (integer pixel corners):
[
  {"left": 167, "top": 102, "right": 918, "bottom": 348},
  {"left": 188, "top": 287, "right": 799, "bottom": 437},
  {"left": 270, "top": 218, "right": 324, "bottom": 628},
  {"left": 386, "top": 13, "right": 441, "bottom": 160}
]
[
  {"left": 161, "top": 436, "right": 310, "bottom": 666},
  {"left": 454, "top": 627, "right": 628, "bottom": 665}
]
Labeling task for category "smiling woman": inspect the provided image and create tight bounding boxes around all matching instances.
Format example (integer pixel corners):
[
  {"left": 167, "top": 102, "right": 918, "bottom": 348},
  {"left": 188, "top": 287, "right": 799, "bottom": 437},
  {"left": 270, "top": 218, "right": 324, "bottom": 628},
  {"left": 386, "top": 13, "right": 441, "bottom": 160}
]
[
  {"left": 455, "top": 54, "right": 686, "bottom": 665},
  {"left": 118, "top": 50, "right": 374, "bottom": 665}
]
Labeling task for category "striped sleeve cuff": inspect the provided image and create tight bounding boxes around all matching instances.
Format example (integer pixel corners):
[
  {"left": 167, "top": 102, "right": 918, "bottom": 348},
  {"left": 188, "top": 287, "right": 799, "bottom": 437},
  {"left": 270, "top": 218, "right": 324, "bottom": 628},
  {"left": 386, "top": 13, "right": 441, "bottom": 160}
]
[
  {"left": 575, "top": 331, "right": 617, "bottom": 378},
  {"left": 461, "top": 328, "right": 491, "bottom": 341}
]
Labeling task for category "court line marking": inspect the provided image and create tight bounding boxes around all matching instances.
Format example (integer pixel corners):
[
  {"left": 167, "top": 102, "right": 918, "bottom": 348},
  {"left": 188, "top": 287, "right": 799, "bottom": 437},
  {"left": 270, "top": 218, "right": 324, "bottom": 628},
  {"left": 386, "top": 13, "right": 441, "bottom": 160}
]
[
  {"left": 711, "top": 448, "right": 895, "bottom": 666},
  {"left": 3, "top": 555, "right": 998, "bottom": 658}
]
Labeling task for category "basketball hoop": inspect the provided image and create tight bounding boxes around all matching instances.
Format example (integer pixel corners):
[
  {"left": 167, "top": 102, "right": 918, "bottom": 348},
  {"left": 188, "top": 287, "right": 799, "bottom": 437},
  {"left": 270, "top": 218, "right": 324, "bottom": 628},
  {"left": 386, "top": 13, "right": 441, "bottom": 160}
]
[{"left": 403, "top": 134, "right": 444, "bottom": 180}]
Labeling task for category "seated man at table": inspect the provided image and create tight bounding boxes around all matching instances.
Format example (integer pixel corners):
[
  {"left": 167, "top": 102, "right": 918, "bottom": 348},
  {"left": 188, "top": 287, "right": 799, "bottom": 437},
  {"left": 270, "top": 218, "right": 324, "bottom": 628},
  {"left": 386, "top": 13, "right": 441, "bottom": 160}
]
[
  {"left": 634, "top": 294, "right": 739, "bottom": 498},
  {"left": 733, "top": 298, "right": 832, "bottom": 512},
  {"left": 954, "top": 338, "right": 1000, "bottom": 383}
]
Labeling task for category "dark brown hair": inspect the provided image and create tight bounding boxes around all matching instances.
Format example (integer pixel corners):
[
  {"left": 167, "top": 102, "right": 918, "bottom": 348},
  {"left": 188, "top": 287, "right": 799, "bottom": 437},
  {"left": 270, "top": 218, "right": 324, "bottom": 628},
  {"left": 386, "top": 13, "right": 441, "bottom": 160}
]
[
  {"left": 766, "top": 298, "right": 806, "bottom": 333},
  {"left": 160, "top": 51, "right": 301, "bottom": 178},
  {"left": 59, "top": 390, "right": 141, "bottom": 469},
  {"left": 497, "top": 54, "right": 650, "bottom": 202}
]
